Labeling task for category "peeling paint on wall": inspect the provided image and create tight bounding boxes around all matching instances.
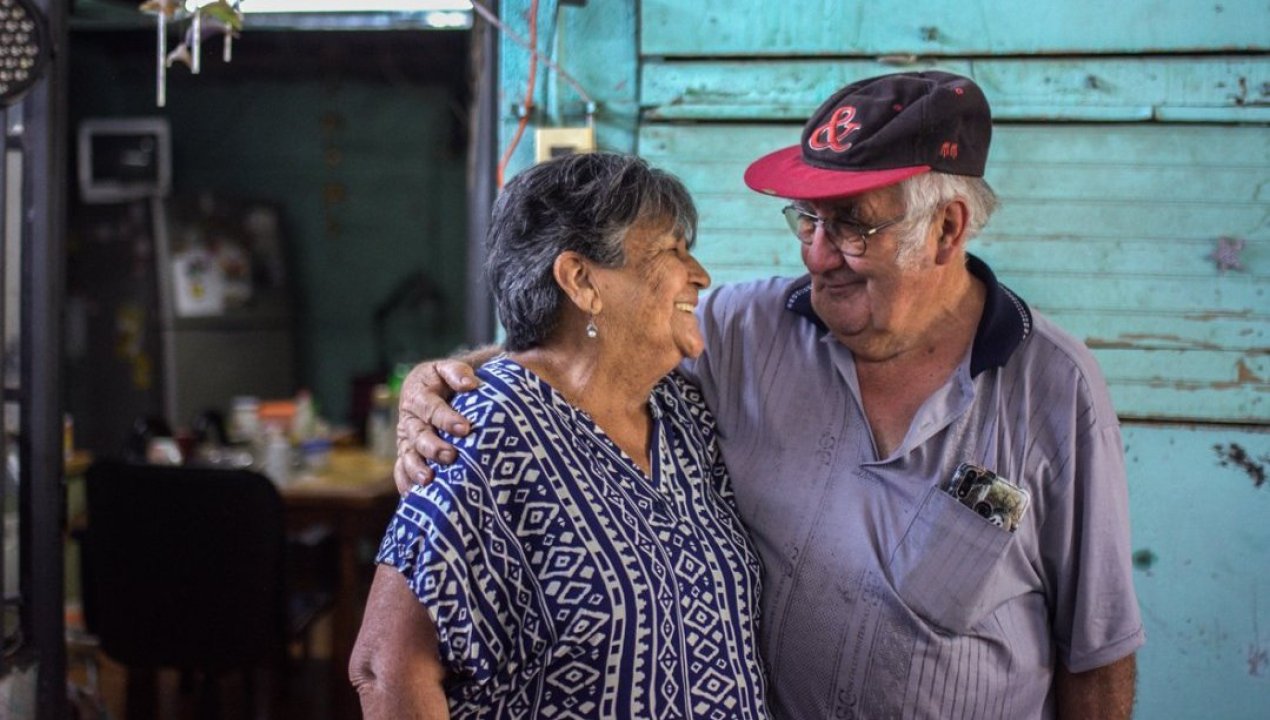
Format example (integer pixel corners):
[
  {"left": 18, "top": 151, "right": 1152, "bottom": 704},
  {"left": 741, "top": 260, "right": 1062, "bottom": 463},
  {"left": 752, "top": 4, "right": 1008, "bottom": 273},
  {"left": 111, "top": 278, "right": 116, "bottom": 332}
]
[
  {"left": 1251, "top": 591, "right": 1268, "bottom": 678},
  {"left": 1250, "top": 644, "right": 1268, "bottom": 678},
  {"left": 1213, "top": 443, "right": 1268, "bottom": 488},
  {"left": 1133, "top": 548, "right": 1158, "bottom": 573}
]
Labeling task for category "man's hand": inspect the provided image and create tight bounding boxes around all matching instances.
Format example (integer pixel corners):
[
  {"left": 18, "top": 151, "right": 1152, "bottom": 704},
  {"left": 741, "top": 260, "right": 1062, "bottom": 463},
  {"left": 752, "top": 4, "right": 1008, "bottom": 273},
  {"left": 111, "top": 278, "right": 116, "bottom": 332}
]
[{"left": 394, "top": 347, "right": 498, "bottom": 494}]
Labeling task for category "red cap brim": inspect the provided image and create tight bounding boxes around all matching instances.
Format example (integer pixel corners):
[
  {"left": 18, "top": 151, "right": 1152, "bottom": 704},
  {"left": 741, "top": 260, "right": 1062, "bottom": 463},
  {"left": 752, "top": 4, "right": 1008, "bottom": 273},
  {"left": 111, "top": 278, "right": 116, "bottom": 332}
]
[{"left": 743, "top": 145, "right": 932, "bottom": 201}]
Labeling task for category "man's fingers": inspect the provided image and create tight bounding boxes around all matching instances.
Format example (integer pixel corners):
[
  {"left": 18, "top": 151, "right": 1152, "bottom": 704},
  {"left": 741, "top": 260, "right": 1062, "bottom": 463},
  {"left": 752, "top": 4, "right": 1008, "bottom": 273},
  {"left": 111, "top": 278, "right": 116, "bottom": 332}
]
[
  {"left": 398, "top": 360, "right": 476, "bottom": 437},
  {"left": 426, "top": 399, "right": 471, "bottom": 437},
  {"left": 394, "top": 456, "right": 432, "bottom": 495},
  {"left": 410, "top": 424, "right": 458, "bottom": 464},
  {"left": 394, "top": 412, "right": 453, "bottom": 462},
  {"left": 435, "top": 360, "right": 480, "bottom": 393},
  {"left": 398, "top": 361, "right": 450, "bottom": 418}
]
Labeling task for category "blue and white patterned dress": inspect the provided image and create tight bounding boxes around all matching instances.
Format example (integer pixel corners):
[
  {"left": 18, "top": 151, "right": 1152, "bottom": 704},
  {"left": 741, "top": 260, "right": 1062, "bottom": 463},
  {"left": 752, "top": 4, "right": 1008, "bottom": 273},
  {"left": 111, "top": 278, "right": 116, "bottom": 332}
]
[{"left": 377, "top": 356, "right": 769, "bottom": 719}]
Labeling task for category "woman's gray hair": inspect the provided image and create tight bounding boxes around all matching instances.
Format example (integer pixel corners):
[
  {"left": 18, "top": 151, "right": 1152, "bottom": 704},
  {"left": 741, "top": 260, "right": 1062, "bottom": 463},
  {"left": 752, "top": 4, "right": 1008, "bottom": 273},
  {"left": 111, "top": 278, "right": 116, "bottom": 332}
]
[
  {"left": 894, "top": 172, "right": 999, "bottom": 267},
  {"left": 486, "top": 152, "right": 698, "bottom": 351}
]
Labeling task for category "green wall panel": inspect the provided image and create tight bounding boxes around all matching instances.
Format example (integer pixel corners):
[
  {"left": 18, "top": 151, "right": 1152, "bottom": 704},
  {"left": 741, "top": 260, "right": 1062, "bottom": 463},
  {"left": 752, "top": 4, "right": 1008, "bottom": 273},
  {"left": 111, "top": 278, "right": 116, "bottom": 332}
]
[
  {"left": 641, "top": 0, "right": 1269, "bottom": 56},
  {"left": 158, "top": 82, "right": 467, "bottom": 424},
  {"left": 70, "top": 35, "right": 469, "bottom": 426}
]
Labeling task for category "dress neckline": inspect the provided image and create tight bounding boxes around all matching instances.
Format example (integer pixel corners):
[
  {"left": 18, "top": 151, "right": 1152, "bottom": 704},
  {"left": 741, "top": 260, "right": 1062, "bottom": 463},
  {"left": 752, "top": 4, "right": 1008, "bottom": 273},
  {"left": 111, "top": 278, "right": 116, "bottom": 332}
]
[{"left": 487, "top": 355, "right": 667, "bottom": 489}]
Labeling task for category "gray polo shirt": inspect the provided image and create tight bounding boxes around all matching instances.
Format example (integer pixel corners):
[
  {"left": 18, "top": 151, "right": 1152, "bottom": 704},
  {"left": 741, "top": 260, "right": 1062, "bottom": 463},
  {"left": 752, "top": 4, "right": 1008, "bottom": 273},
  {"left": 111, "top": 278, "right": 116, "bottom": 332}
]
[{"left": 682, "top": 255, "right": 1144, "bottom": 720}]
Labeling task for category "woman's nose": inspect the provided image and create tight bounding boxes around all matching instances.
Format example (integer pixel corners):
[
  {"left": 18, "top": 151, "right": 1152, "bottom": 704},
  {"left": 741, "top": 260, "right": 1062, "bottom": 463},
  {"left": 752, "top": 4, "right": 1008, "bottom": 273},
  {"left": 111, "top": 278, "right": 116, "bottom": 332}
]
[{"left": 687, "top": 254, "right": 711, "bottom": 289}]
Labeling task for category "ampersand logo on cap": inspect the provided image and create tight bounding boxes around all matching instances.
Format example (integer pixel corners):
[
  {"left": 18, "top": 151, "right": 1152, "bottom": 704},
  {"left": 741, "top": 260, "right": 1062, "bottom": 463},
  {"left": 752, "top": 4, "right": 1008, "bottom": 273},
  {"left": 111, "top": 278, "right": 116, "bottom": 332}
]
[
  {"left": 807, "top": 106, "right": 861, "bottom": 153},
  {"left": 744, "top": 71, "right": 993, "bottom": 201}
]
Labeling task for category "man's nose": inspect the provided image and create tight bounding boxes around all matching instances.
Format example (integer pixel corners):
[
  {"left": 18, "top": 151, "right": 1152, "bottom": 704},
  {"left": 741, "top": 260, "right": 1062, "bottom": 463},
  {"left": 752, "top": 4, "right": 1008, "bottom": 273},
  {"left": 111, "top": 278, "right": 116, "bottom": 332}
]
[{"left": 801, "top": 224, "right": 846, "bottom": 273}]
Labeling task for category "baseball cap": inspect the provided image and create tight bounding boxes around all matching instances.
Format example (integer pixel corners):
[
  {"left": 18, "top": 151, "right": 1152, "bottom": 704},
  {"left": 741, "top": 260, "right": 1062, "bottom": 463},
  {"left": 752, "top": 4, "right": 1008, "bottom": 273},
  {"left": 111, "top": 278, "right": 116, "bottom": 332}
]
[{"left": 743, "top": 71, "right": 992, "bottom": 201}]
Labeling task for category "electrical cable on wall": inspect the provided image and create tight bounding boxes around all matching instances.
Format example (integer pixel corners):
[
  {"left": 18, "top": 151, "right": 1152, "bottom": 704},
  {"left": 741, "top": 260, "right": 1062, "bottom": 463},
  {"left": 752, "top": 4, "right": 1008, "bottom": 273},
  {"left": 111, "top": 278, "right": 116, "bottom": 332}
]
[
  {"left": 496, "top": 0, "right": 537, "bottom": 188},
  {"left": 470, "top": 0, "right": 596, "bottom": 186},
  {"left": 469, "top": 0, "right": 594, "bottom": 110}
]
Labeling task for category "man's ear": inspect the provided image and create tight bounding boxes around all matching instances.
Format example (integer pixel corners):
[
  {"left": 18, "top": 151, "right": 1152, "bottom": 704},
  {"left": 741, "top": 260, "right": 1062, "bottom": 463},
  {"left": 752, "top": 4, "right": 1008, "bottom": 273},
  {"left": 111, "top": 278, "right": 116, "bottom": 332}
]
[
  {"left": 933, "top": 198, "right": 970, "bottom": 265},
  {"left": 553, "top": 251, "right": 602, "bottom": 314}
]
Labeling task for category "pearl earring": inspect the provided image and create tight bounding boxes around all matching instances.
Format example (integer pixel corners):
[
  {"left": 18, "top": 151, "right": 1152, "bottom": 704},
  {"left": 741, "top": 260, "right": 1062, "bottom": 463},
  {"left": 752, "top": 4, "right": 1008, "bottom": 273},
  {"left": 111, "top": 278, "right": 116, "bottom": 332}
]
[{"left": 586, "top": 314, "right": 598, "bottom": 339}]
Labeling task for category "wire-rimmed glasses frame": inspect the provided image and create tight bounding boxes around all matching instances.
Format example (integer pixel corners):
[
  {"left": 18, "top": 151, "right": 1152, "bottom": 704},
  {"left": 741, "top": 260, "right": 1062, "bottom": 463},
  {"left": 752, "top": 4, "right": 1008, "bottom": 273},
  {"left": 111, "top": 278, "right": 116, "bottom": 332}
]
[{"left": 781, "top": 204, "right": 905, "bottom": 257}]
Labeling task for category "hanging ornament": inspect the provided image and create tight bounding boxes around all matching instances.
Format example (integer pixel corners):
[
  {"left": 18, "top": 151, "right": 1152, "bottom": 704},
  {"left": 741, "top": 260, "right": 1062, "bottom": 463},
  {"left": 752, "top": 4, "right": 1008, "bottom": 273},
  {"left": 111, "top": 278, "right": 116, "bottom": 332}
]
[
  {"left": 191, "top": 8, "right": 202, "bottom": 73},
  {"left": 165, "top": 40, "right": 192, "bottom": 70},
  {"left": 139, "top": 0, "right": 178, "bottom": 107},
  {"left": 197, "top": 0, "right": 245, "bottom": 63},
  {"left": 223, "top": 1, "right": 239, "bottom": 62},
  {"left": 142, "top": 0, "right": 245, "bottom": 106}
]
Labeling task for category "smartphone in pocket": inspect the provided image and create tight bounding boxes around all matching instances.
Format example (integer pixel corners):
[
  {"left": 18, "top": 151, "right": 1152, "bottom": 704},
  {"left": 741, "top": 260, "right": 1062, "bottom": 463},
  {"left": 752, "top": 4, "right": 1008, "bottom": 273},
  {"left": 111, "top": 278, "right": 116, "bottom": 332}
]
[{"left": 946, "top": 463, "right": 1030, "bottom": 532}]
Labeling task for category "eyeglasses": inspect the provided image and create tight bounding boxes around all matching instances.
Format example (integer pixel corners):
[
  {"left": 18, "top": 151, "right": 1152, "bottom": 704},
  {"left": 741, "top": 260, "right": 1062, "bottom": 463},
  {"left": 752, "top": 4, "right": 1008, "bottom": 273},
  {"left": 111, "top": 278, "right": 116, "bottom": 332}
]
[{"left": 781, "top": 205, "right": 904, "bottom": 257}]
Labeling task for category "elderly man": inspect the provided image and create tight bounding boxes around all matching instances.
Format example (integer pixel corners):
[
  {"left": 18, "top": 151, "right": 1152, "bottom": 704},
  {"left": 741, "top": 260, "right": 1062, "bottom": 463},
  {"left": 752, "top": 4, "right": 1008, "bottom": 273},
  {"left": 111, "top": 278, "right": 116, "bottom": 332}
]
[{"left": 391, "top": 71, "right": 1144, "bottom": 719}]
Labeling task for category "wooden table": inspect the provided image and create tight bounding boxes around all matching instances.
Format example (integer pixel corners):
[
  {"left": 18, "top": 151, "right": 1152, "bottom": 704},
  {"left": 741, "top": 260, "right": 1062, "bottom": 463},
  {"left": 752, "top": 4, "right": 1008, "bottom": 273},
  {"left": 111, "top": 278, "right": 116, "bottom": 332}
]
[{"left": 280, "top": 449, "right": 400, "bottom": 720}]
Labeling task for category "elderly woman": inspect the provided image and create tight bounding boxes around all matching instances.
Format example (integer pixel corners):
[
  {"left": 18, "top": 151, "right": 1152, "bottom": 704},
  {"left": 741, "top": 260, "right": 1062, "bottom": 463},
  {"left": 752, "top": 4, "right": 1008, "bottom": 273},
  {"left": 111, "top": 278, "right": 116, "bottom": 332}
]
[{"left": 349, "top": 153, "right": 770, "bottom": 719}]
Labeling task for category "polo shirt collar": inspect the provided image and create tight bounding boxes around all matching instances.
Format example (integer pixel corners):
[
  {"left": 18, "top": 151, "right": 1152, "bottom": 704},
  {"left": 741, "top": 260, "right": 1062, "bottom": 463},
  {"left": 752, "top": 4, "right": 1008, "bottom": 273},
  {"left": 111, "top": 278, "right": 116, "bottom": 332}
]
[{"left": 783, "top": 253, "right": 1032, "bottom": 378}]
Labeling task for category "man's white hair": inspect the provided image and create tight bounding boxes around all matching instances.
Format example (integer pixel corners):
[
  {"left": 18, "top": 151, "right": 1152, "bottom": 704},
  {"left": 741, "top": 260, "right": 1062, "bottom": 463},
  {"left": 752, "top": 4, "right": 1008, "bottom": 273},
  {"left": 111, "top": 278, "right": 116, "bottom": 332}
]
[{"left": 894, "top": 173, "right": 999, "bottom": 267}]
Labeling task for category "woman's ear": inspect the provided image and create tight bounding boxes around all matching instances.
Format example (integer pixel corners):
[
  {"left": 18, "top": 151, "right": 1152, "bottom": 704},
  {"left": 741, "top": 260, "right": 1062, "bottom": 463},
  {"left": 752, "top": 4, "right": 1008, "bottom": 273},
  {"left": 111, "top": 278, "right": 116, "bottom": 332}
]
[{"left": 553, "top": 252, "right": 601, "bottom": 314}]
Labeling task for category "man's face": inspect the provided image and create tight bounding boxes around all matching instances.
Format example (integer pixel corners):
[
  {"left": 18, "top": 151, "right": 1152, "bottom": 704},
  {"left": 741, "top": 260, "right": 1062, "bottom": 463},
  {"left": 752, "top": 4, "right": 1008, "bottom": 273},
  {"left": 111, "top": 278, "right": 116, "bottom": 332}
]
[{"left": 798, "top": 187, "right": 939, "bottom": 360}]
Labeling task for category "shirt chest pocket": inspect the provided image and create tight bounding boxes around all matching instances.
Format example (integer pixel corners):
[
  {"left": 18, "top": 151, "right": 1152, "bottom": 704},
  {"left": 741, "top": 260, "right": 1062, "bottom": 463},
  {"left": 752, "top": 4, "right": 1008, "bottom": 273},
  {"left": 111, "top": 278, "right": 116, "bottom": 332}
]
[{"left": 886, "top": 486, "right": 1017, "bottom": 634}]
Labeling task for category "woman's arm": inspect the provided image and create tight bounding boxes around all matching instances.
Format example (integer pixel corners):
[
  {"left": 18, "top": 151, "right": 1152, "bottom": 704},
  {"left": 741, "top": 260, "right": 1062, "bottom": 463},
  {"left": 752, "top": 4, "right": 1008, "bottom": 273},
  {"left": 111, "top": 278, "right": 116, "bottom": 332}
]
[{"left": 350, "top": 565, "right": 451, "bottom": 720}]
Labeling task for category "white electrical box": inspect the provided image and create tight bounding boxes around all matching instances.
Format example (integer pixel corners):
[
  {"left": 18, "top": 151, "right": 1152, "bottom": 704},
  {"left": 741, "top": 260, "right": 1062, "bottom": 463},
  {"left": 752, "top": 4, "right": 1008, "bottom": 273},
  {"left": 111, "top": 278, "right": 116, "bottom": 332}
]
[{"left": 535, "top": 126, "right": 596, "bottom": 163}]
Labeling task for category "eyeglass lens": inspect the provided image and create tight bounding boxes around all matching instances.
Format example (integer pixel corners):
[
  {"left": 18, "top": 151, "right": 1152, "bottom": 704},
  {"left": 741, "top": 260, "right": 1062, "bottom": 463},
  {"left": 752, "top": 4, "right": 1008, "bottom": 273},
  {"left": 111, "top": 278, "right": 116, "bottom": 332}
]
[{"left": 782, "top": 206, "right": 867, "bottom": 253}]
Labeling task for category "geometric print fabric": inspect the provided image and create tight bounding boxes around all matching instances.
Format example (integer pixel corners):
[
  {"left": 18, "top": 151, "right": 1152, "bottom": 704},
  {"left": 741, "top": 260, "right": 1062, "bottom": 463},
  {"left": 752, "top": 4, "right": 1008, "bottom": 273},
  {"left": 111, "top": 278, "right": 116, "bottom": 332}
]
[{"left": 377, "top": 357, "right": 770, "bottom": 719}]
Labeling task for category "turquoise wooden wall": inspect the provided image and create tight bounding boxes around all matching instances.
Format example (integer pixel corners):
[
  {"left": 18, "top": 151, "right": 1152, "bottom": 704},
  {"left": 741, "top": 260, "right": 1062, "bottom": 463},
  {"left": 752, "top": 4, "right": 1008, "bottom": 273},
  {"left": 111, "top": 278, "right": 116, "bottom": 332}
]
[{"left": 497, "top": 1, "right": 1269, "bottom": 716}]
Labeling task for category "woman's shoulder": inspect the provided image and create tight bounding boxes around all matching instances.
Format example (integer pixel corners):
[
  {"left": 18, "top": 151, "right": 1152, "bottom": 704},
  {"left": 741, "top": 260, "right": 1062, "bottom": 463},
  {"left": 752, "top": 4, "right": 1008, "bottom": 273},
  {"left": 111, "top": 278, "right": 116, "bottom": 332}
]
[
  {"left": 444, "top": 356, "right": 549, "bottom": 447},
  {"left": 449, "top": 355, "right": 526, "bottom": 409}
]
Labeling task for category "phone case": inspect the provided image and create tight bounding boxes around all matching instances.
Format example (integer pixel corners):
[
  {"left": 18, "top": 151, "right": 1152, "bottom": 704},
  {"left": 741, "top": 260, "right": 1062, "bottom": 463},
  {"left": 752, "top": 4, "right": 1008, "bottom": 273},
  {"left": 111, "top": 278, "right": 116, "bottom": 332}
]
[{"left": 946, "top": 463, "right": 1030, "bottom": 532}]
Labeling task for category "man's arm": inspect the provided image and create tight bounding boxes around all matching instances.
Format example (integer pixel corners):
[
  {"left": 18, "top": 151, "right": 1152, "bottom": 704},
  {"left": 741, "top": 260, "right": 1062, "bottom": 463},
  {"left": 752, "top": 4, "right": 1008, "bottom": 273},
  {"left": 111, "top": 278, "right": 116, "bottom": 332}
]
[
  {"left": 349, "top": 565, "right": 451, "bottom": 720},
  {"left": 1055, "top": 654, "right": 1136, "bottom": 720},
  {"left": 394, "top": 344, "right": 500, "bottom": 492}
]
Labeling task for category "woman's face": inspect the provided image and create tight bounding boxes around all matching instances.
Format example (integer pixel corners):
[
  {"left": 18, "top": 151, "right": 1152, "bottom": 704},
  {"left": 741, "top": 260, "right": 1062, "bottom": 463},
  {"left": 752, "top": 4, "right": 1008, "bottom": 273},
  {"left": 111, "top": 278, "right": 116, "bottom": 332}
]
[{"left": 589, "top": 219, "right": 711, "bottom": 372}]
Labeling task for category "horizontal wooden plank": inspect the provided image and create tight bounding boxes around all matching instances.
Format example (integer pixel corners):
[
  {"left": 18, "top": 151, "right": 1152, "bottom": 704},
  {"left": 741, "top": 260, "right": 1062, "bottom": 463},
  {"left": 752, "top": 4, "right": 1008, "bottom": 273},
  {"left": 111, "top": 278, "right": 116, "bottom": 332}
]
[
  {"left": 642, "top": 57, "right": 1270, "bottom": 123},
  {"left": 654, "top": 160, "right": 1268, "bottom": 205},
  {"left": 644, "top": 103, "right": 1270, "bottom": 124},
  {"left": 1094, "top": 348, "right": 1269, "bottom": 385},
  {"left": 1020, "top": 277, "right": 1265, "bottom": 317},
  {"left": 984, "top": 126, "right": 1270, "bottom": 169},
  {"left": 1109, "top": 380, "right": 1266, "bottom": 421},
  {"left": 641, "top": 0, "right": 1269, "bottom": 56},
  {"left": 980, "top": 201, "right": 1265, "bottom": 244},
  {"left": 1156, "top": 106, "right": 1270, "bottom": 123},
  {"left": 974, "top": 238, "right": 1264, "bottom": 279},
  {"left": 1112, "top": 391, "right": 1265, "bottom": 423},
  {"left": 1042, "top": 310, "right": 1266, "bottom": 354},
  {"left": 642, "top": 123, "right": 1270, "bottom": 170}
]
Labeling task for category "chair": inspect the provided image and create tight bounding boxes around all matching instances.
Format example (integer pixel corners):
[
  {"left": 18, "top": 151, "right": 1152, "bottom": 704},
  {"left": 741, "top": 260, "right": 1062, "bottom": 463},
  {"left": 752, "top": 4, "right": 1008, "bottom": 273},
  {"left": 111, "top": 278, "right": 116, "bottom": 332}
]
[{"left": 80, "top": 460, "right": 334, "bottom": 719}]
